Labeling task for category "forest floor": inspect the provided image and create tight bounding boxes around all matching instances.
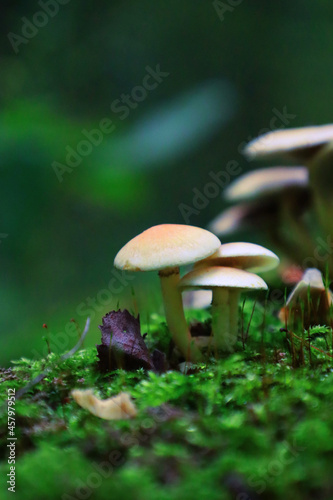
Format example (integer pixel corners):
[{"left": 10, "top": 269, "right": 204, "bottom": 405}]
[{"left": 1, "top": 302, "right": 333, "bottom": 500}]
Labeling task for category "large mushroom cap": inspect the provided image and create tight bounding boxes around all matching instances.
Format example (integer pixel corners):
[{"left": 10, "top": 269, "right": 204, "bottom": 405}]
[
  {"left": 178, "top": 266, "right": 268, "bottom": 291},
  {"left": 114, "top": 224, "right": 221, "bottom": 272},
  {"left": 244, "top": 124, "right": 333, "bottom": 162},
  {"left": 224, "top": 167, "right": 309, "bottom": 202},
  {"left": 196, "top": 242, "right": 280, "bottom": 273}
]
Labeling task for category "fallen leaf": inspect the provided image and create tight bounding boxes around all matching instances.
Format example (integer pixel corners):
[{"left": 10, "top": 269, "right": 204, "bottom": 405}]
[
  {"left": 71, "top": 390, "right": 137, "bottom": 420},
  {"left": 96, "top": 310, "right": 154, "bottom": 371}
]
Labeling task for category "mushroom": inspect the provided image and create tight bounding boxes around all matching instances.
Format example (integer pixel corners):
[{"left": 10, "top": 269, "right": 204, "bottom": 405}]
[
  {"left": 208, "top": 199, "right": 309, "bottom": 267},
  {"left": 224, "top": 166, "right": 309, "bottom": 202},
  {"left": 279, "top": 268, "right": 333, "bottom": 329},
  {"left": 210, "top": 167, "right": 312, "bottom": 265},
  {"left": 195, "top": 242, "right": 280, "bottom": 274},
  {"left": 222, "top": 166, "right": 311, "bottom": 234},
  {"left": 208, "top": 200, "right": 281, "bottom": 237},
  {"left": 194, "top": 242, "right": 278, "bottom": 340},
  {"left": 114, "top": 224, "right": 221, "bottom": 361},
  {"left": 243, "top": 127, "right": 333, "bottom": 257},
  {"left": 179, "top": 266, "right": 268, "bottom": 351},
  {"left": 243, "top": 124, "right": 333, "bottom": 163}
]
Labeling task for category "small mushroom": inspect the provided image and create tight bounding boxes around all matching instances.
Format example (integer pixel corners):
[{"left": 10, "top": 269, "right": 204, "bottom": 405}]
[
  {"left": 222, "top": 166, "right": 311, "bottom": 237},
  {"left": 279, "top": 268, "right": 333, "bottom": 329},
  {"left": 208, "top": 199, "right": 309, "bottom": 267},
  {"left": 224, "top": 166, "right": 309, "bottom": 202},
  {"left": 243, "top": 127, "right": 333, "bottom": 257},
  {"left": 194, "top": 242, "right": 277, "bottom": 344},
  {"left": 195, "top": 242, "right": 280, "bottom": 274},
  {"left": 243, "top": 124, "right": 333, "bottom": 163},
  {"left": 179, "top": 266, "right": 267, "bottom": 351},
  {"left": 208, "top": 200, "right": 281, "bottom": 237},
  {"left": 71, "top": 390, "right": 137, "bottom": 420},
  {"left": 114, "top": 224, "right": 220, "bottom": 361},
  {"left": 210, "top": 166, "right": 312, "bottom": 265}
]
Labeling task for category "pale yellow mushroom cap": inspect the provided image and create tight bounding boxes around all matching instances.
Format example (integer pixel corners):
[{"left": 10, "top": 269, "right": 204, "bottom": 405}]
[
  {"left": 207, "top": 201, "right": 278, "bottom": 237},
  {"left": 224, "top": 167, "right": 309, "bottom": 202},
  {"left": 114, "top": 224, "right": 221, "bottom": 272},
  {"left": 178, "top": 266, "right": 268, "bottom": 291},
  {"left": 208, "top": 205, "right": 249, "bottom": 236},
  {"left": 284, "top": 268, "right": 327, "bottom": 305},
  {"left": 244, "top": 124, "right": 333, "bottom": 161},
  {"left": 208, "top": 203, "right": 258, "bottom": 235},
  {"left": 195, "top": 242, "right": 279, "bottom": 273},
  {"left": 279, "top": 268, "right": 333, "bottom": 327}
]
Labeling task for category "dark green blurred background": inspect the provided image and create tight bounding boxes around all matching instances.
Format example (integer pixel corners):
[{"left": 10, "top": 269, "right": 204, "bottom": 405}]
[{"left": 1, "top": 0, "right": 333, "bottom": 365}]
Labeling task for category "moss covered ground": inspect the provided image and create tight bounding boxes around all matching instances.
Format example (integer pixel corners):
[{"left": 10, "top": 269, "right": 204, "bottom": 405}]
[{"left": 1, "top": 302, "right": 333, "bottom": 500}]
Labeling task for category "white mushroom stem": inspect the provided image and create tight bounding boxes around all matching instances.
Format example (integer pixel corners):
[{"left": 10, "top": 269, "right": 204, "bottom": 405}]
[
  {"left": 211, "top": 288, "right": 233, "bottom": 351},
  {"left": 159, "top": 268, "right": 202, "bottom": 362},
  {"left": 229, "top": 290, "right": 241, "bottom": 344},
  {"left": 211, "top": 289, "right": 240, "bottom": 352}
]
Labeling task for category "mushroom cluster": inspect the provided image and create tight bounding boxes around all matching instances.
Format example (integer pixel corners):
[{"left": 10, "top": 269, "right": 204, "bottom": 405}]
[
  {"left": 114, "top": 224, "right": 221, "bottom": 361},
  {"left": 115, "top": 229, "right": 279, "bottom": 359},
  {"left": 209, "top": 124, "right": 333, "bottom": 277},
  {"left": 113, "top": 124, "right": 333, "bottom": 363}
]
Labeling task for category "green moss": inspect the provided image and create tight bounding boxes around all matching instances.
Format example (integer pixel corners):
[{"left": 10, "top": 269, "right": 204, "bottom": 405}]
[{"left": 1, "top": 300, "right": 333, "bottom": 499}]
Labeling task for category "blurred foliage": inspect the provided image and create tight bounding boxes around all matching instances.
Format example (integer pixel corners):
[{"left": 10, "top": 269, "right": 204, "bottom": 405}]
[{"left": 2, "top": 0, "right": 333, "bottom": 363}]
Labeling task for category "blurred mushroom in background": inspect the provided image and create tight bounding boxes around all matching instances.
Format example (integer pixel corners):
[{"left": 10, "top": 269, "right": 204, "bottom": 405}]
[
  {"left": 242, "top": 125, "right": 333, "bottom": 275},
  {"left": 279, "top": 268, "right": 333, "bottom": 329},
  {"left": 209, "top": 167, "right": 312, "bottom": 267},
  {"left": 243, "top": 124, "right": 333, "bottom": 163}
]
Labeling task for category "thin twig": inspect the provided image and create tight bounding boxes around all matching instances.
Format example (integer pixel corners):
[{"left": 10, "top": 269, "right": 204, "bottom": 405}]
[
  {"left": 15, "top": 317, "right": 90, "bottom": 400},
  {"left": 245, "top": 300, "right": 257, "bottom": 344},
  {"left": 241, "top": 299, "right": 246, "bottom": 349}
]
